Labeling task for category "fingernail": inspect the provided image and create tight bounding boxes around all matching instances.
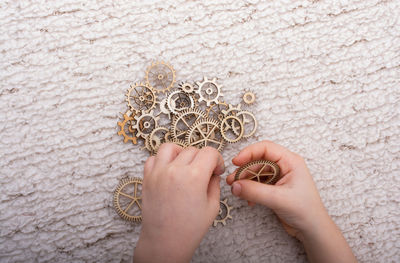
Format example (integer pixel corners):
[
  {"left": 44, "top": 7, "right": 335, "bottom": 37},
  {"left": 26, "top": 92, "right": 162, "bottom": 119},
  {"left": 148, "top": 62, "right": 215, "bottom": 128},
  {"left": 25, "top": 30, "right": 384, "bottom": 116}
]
[{"left": 231, "top": 182, "right": 241, "bottom": 196}]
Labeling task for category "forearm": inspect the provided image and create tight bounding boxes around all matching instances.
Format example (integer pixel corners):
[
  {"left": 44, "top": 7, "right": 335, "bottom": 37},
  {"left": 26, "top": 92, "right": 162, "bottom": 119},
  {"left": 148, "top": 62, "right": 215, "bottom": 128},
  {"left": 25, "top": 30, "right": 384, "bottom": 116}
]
[
  {"left": 134, "top": 231, "right": 195, "bottom": 263},
  {"left": 300, "top": 214, "right": 357, "bottom": 263}
]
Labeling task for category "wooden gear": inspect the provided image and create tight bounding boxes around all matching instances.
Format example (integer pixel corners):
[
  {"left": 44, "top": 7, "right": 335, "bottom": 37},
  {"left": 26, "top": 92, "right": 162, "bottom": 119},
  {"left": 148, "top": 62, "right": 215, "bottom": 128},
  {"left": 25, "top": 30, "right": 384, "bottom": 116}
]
[
  {"left": 113, "top": 177, "right": 143, "bottom": 222},
  {"left": 235, "top": 160, "right": 281, "bottom": 185},
  {"left": 213, "top": 198, "right": 233, "bottom": 226}
]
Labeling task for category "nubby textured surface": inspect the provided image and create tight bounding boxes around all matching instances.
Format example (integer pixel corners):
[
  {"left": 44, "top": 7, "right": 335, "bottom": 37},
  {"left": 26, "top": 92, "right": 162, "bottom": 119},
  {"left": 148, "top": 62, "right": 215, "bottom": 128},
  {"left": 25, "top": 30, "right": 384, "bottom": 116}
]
[{"left": 1, "top": 0, "right": 399, "bottom": 262}]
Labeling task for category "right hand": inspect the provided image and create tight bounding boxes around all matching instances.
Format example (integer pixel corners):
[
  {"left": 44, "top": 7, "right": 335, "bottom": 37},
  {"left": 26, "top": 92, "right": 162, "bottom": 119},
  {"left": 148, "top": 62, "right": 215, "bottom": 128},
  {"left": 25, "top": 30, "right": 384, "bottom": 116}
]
[{"left": 226, "top": 140, "right": 330, "bottom": 241}]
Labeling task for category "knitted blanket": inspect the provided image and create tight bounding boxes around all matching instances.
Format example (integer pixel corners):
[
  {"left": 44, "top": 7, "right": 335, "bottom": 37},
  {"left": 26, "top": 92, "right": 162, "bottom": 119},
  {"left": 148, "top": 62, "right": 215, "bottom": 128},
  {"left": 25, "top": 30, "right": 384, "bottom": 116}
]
[{"left": 1, "top": 0, "right": 399, "bottom": 262}]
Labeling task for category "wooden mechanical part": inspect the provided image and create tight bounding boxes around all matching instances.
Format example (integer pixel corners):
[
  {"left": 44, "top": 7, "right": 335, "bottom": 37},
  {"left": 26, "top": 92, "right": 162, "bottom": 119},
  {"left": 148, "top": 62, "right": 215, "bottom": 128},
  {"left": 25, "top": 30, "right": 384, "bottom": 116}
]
[
  {"left": 213, "top": 198, "right": 233, "bottom": 227},
  {"left": 113, "top": 177, "right": 143, "bottom": 222},
  {"left": 235, "top": 160, "right": 281, "bottom": 185}
]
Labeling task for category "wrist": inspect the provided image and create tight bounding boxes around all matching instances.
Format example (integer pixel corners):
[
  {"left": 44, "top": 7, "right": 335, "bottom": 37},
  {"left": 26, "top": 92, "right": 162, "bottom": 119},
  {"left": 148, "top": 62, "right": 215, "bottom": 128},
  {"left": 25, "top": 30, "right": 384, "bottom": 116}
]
[
  {"left": 297, "top": 207, "right": 332, "bottom": 243},
  {"left": 134, "top": 228, "right": 195, "bottom": 263}
]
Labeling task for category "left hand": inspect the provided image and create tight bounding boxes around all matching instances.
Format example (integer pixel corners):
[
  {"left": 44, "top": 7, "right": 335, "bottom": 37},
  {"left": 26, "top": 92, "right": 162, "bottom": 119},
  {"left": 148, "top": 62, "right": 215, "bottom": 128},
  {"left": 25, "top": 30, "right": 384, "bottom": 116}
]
[{"left": 134, "top": 143, "right": 225, "bottom": 263}]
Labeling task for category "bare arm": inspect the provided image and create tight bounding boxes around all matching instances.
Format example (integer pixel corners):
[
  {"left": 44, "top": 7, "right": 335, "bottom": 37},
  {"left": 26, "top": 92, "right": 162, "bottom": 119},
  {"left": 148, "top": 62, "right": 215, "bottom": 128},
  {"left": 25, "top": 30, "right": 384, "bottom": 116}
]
[{"left": 226, "top": 140, "right": 357, "bottom": 263}]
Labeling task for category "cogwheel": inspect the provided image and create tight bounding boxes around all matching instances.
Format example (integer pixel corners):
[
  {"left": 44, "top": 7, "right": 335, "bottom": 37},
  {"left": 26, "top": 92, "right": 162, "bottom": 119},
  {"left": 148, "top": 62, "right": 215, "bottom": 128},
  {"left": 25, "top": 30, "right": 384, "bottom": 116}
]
[
  {"left": 117, "top": 111, "right": 138, "bottom": 144},
  {"left": 186, "top": 118, "right": 225, "bottom": 152},
  {"left": 171, "top": 108, "right": 206, "bottom": 140},
  {"left": 145, "top": 61, "right": 176, "bottom": 94},
  {"left": 236, "top": 110, "right": 257, "bottom": 138},
  {"left": 113, "top": 177, "right": 143, "bottom": 222},
  {"left": 242, "top": 91, "right": 256, "bottom": 105},
  {"left": 235, "top": 160, "right": 281, "bottom": 185},
  {"left": 148, "top": 126, "right": 170, "bottom": 154},
  {"left": 178, "top": 81, "right": 195, "bottom": 94},
  {"left": 125, "top": 83, "right": 157, "bottom": 113},
  {"left": 132, "top": 110, "right": 159, "bottom": 139},
  {"left": 144, "top": 135, "right": 153, "bottom": 154},
  {"left": 206, "top": 101, "right": 229, "bottom": 121},
  {"left": 167, "top": 90, "right": 195, "bottom": 114},
  {"left": 221, "top": 103, "right": 242, "bottom": 117},
  {"left": 195, "top": 77, "right": 223, "bottom": 106},
  {"left": 220, "top": 115, "right": 244, "bottom": 143},
  {"left": 213, "top": 198, "right": 233, "bottom": 227},
  {"left": 159, "top": 98, "right": 172, "bottom": 119}
]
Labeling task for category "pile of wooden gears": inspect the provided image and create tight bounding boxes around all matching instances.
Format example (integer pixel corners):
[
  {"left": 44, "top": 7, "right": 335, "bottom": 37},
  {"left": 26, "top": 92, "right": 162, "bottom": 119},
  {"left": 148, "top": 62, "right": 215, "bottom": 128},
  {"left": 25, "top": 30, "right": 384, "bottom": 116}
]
[
  {"left": 113, "top": 61, "right": 261, "bottom": 226},
  {"left": 116, "top": 61, "right": 258, "bottom": 154}
]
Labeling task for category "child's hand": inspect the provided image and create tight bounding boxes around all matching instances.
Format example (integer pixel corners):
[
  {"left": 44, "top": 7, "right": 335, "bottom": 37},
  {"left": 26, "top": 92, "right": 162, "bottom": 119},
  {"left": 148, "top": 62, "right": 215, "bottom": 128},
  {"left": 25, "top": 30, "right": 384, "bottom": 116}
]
[
  {"left": 226, "top": 140, "right": 327, "bottom": 239},
  {"left": 226, "top": 140, "right": 357, "bottom": 263},
  {"left": 134, "top": 143, "right": 225, "bottom": 263}
]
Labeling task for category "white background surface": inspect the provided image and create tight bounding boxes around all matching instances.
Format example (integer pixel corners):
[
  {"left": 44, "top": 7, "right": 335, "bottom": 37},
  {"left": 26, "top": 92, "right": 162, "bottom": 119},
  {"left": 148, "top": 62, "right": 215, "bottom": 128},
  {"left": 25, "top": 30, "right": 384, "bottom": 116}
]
[{"left": 1, "top": 0, "right": 399, "bottom": 262}]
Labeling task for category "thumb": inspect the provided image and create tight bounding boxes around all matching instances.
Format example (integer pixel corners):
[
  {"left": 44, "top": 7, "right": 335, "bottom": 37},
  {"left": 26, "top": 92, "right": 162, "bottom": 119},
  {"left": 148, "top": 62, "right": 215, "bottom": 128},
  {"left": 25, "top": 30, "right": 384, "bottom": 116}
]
[{"left": 231, "top": 180, "right": 282, "bottom": 209}]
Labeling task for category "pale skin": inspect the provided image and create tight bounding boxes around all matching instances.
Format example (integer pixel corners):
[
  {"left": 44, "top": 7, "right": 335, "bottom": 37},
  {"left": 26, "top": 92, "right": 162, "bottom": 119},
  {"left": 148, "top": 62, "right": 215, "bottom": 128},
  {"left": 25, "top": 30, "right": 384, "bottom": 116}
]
[{"left": 134, "top": 141, "right": 357, "bottom": 263}]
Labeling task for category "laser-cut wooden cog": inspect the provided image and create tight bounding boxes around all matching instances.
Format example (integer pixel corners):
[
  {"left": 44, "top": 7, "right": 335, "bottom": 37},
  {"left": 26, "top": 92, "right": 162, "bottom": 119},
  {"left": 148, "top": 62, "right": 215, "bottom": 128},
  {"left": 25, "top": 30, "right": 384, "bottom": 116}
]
[
  {"left": 113, "top": 177, "right": 143, "bottom": 222},
  {"left": 117, "top": 111, "right": 137, "bottom": 144},
  {"left": 235, "top": 160, "right": 281, "bottom": 185},
  {"left": 213, "top": 198, "right": 233, "bottom": 227},
  {"left": 145, "top": 61, "right": 176, "bottom": 94}
]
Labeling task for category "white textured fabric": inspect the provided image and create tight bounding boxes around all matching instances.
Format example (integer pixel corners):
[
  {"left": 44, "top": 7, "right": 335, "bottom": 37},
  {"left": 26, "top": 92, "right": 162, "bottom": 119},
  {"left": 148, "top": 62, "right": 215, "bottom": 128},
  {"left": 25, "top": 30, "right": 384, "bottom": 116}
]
[{"left": 1, "top": 0, "right": 399, "bottom": 262}]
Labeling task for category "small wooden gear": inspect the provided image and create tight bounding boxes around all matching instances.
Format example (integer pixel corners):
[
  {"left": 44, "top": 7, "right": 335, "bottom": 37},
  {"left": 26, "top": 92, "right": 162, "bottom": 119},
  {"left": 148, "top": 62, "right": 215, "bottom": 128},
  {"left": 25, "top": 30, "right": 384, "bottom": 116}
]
[
  {"left": 125, "top": 83, "right": 157, "bottom": 112},
  {"left": 234, "top": 160, "right": 281, "bottom": 185},
  {"left": 213, "top": 198, "right": 233, "bottom": 226},
  {"left": 242, "top": 91, "right": 256, "bottom": 105},
  {"left": 145, "top": 61, "right": 176, "bottom": 94},
  {"left": 113, "top": 177, "right": 143, "bottom": 222},
  {"left": 117, "top": 111, "right": 138, "bottom": 144}
]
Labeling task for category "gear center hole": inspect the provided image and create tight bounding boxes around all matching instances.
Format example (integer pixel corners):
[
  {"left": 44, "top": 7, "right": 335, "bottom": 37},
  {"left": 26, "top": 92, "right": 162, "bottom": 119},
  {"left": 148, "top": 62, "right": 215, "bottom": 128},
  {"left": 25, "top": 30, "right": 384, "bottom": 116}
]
[{"left": 144, "top": 121, "right": 151, "bottom": 129}]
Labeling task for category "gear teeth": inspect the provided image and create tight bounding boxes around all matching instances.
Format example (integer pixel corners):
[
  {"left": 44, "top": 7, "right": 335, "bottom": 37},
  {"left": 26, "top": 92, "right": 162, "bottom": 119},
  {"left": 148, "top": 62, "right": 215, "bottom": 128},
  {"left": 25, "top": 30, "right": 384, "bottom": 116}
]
[
  {"left": 171, "top": 108, "right": 206, "bottom": 140},
  {"left": 113, "top": 177, "right": 143, "bottom": 222},
  {"left": 220, "top": 115, "right": 244, "bottom": 143},
  {"left": 195, "top": 76, "right": 223, "bottom": 107},
  {"left": 235, "top": 160, "right": 280, "bottom": 185},
  {"left": 167, "top": 90, "right": 195, "bottom": 115},
  {"left": 145, "top": 61, "right": 176, "bottom": 94},
  {"left": 117, "top": 112, "right": 138, "bottom": 144},
  {"left": 132, "top": 110, "right": 159, "bottom": 139},
  {"left": 236, "top": 110, "right": 257, "bottom": 138},
  {"left": 125, "top": 82, "right": 156, "bottom": 112},
  {"left": 186, "top": 117, "right": 225, "bottom": 152},
  {"left": 242, "top": 90, "right": 256, "bottom": 105},
  {"left": 213, "top": 198, "right": 233, "bottom": 227},
  {"left": 221, "top": 103, "right": 241, "bottom": 116}
]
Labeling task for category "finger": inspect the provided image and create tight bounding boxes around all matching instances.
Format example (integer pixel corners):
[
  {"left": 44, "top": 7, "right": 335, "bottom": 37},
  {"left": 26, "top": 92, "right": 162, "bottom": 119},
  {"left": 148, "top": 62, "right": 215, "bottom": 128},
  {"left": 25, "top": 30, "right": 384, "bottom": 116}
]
[
  {"left": 144, "top": 156, "right": 156, "bottom": 177},
  {"left": 248, "top": 201, "right": 256, "bottom": 207},
  {"left": 207, "top": 175, "right": 221, "bottom": 204},
  {"left": 154, "top": 143, "right": 184, "bottom": 168},
  {"left": 232, "top": 140, "right": 297, "bottom": 175},
  {"left": 231, "top": 180, "right": 282, "bottom": 210},
  {"left": 172, "top": 146, "right": 199, "bottom": 165},
  {"left": 192, "top": 147, "right": 225, "bottom": 177},
  {"left": 226, "top": 170, "right": 237, "bottom": 185}
]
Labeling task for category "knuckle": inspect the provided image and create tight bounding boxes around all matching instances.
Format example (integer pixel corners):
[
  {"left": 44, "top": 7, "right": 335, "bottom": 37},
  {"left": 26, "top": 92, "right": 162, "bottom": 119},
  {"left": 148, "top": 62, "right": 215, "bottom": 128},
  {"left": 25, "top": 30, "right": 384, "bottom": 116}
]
[
  {"left": 166, "top": 165, "right": 178, "bottom": 177},
  {"left": 158, "top": 142, "right": 174, "bottom": 153},
  {"left": 185, "top": 146, "right": 198, "bottom": 154},
  {"left": 191, "top": 167, "right": 202, "bottom": 177},
  {"left": 202, "top": 146, "right": 218, "bottom": 156}
]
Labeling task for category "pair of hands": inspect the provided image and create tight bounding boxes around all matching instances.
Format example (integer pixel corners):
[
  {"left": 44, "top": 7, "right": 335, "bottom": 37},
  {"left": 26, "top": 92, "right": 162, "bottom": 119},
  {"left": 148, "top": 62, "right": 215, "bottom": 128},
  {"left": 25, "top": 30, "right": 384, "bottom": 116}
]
[{"left": 134, "top": 141, "right": 356, "bottom": 263}]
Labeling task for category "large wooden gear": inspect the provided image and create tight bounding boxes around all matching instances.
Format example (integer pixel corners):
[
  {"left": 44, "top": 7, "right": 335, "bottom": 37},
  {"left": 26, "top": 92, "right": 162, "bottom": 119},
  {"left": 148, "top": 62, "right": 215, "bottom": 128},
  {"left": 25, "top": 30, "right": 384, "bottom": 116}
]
[
  {"left": 113, "top": 177, "right": 143, "bottom": 222},
  {"left": 235, "top": 160, "right": 281, "bottom": 185}
]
